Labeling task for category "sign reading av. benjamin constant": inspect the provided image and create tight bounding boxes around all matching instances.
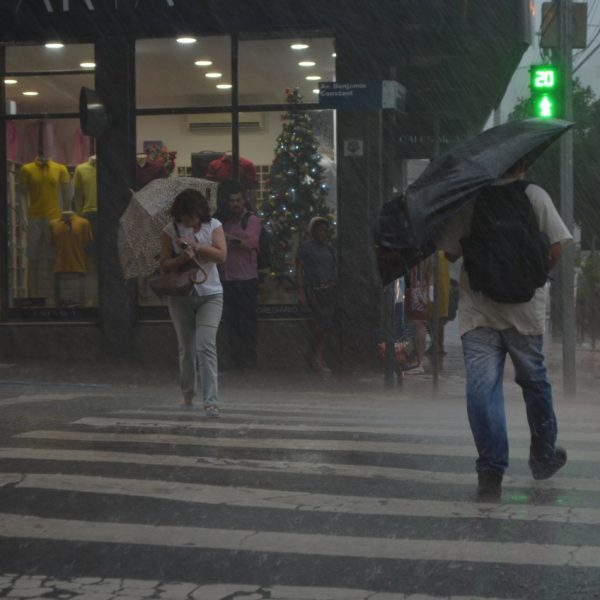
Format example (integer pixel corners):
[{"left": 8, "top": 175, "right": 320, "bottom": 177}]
[{"left": 318, "top": 81, "right": 406, "bottom": 111}]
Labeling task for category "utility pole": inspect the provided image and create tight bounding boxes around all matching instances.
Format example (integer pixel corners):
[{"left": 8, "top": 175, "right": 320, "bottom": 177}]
[{"left": 557, "top": 0, "right": 576, "bottom": 395}]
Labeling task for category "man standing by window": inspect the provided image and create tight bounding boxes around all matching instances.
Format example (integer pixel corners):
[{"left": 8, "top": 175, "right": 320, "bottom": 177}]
[{"left": 219, "top": 182, "right": 262, "bottom": 370}]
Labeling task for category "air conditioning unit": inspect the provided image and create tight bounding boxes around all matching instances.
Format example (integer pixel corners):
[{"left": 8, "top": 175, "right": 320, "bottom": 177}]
[{"left": 187, "top": 112, "right": 264, "bottom": 131}]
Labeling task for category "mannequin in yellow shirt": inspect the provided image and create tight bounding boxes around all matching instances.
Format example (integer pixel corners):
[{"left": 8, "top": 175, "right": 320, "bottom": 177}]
[{"left": 19, "top": 155, "right": 70, "bottom": 299}]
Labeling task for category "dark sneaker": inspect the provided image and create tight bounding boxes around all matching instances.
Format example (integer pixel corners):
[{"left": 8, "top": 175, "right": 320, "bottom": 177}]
[
  {"left": 477, "top": 471, "right": 503, "bottom": 501},
  {"left": 530, "top": 447, "right": 567, "bottom": 480}
]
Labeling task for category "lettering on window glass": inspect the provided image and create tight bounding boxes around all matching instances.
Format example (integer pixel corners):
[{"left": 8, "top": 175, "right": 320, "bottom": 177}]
[{"left": 16, "top": 0, "right": 175, "bottom": 13}]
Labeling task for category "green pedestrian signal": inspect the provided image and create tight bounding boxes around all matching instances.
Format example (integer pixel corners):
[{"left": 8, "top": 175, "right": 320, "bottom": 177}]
[{"left": 530, "top": 65, "right": 560, "bottom": 119}]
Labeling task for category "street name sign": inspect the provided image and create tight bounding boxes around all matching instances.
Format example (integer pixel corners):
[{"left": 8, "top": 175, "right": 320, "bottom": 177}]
[{"left": 318, "top": 81, "right": 406, "bottom": 111}]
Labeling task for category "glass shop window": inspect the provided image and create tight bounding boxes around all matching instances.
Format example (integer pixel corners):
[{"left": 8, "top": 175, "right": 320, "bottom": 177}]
[
  {"left": 6, "top": 118, "right": 98, "bottom": 317},
  {"left": 238, "top": 37, "right": 336, "bottom": 106},
  {"left": 134, "top": 113, "right": 231, "bottom": 310},
  {"left": 4, "top": 43, "right": 98, "bottom": 319},
  {"left": 238, "top": 107, "right": 337, "bottom": 307},
  {"left": 136, "top": 37, "right": 231, "bottom": 109},
  {"left": 5, "top": 43, "right": 95, "bottom": 115}
]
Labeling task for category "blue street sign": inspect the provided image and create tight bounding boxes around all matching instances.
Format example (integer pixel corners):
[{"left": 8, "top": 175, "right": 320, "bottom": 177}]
[{"left": 318, "top": 81, "right": 406, "bottom": 111}]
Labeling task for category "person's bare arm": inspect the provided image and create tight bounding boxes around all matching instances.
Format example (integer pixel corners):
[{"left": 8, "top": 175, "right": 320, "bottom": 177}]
[
  {"left": 159, "top": 232, "right": 191, "bottom": 273},
  {"left": 549, "top": 241, "right": 562, "bottom": 269},
  {"left": 180, "top": 225, "right": 227, "bottom": 265}
]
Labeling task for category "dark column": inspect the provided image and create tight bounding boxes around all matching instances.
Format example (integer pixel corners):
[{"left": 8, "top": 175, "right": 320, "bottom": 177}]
[
  {"left": 95, "top": 36, "right": 137, "bottom": 354},
  {"left": 336, "top": 109, "right": 386, "bottom": 369},
  {"left": 0, "top": 46, "right": 7, "bottom": 321}
]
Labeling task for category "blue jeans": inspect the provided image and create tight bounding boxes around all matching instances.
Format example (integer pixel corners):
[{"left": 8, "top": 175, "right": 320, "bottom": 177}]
[{"left": 462, "top": 327, "right": 557, "bottom": 475}]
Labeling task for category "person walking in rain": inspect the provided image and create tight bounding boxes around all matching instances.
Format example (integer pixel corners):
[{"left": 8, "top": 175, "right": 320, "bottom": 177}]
[
  {"left": 436, "top": 158, "right": 572, "bottom": 500},
  {"left": 159, "top": 189, "right": 227, "bottom": 417}
]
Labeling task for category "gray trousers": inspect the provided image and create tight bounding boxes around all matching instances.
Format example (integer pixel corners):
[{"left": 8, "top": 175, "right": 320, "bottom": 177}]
[{"left": 167, "top": 293, "right": 223, "bottom": 405}]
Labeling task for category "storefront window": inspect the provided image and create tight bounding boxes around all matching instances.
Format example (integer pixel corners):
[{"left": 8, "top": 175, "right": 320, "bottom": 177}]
[
  {"left": 135, "top": 113, "right": 230, "bottom": 310},
  {"left": 134, "top": 36, "right": 336, "bottom": 315},
  {"left": 238, "top": 38, "right": 335, "bottom": 105},
  {"left": 4, "top": 43, "right": 97, "bottom": 319},
  {"left": 240, "top": 107, "right": 336, "bottom": 307},
  {"left": 6, "top": 44, "right": 95, "bottom": 115},
  {"left": 136, "top": 37, "right": 231, "bottom": 109}
]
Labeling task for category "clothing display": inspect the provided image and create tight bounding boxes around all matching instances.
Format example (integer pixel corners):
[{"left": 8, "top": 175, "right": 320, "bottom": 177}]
[
  {"left": 19, "top": 157, "right": 69, "bottom": 220},
  {"left": 135, "top": 157, "right": 168, "bottom": 191},
  {"left": 49, "top": 213, "right": 93, "bottom": 273},
  {"left": 73, "top": 157, "right": 97, "bottom": 213},
  {"left": 206, "top": 154, "right": 257, "bottom": 188}
]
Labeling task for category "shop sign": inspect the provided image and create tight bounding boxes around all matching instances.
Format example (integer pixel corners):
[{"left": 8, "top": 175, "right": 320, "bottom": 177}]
[
  {"left": 318, "top": 81, "right": 406, "bottom": 111},
  {"left": 397, "top": 133, "right": 464, "bottom": 158},
  {"left": 257, "top": 304, "right": 311, "bottom": 319}
]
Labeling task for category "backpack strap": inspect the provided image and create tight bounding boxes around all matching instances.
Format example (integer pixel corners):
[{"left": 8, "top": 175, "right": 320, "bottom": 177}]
[{"left": 240, "top": 211, "right": 253, "bottom": 230}]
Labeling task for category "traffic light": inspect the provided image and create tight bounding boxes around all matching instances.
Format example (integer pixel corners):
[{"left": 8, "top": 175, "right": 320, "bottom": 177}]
[{"left": 530, "top": 64, "right": 560, "bottom": 119}]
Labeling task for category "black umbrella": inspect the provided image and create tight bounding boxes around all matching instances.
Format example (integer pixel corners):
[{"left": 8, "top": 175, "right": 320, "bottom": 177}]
[{"left": 376, "top": 118, "right": 573, "bottom": 286}]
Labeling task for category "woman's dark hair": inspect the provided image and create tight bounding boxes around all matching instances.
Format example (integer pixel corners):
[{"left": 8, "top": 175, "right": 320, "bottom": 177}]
[{"left": 169, "top": 188, "right": 211, "bottom": 223}]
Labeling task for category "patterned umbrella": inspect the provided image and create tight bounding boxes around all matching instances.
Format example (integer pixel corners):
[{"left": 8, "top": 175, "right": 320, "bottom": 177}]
[{"left": 118, "top": 177, "right": 219, "bottom": 279}]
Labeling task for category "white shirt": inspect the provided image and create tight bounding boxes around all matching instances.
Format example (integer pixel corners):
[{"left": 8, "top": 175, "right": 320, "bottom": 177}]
[
  {"left": 163, "top": 218, "right": 223, "bottom": 296},
  {"left": 436, "top": 179, "right": 572, "bottom": 336}
]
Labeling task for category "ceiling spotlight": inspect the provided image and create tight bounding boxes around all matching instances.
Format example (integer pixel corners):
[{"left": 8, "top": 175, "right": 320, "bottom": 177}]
[
  {"left": 298, "top": 61, "right": 316, "bottom": 67},
  {"left": 306, "top": 75, "right": 321, "bottom": 81},
  {"left": 332, "top": 52, "right": 337, "bottom": 58},
  {"left": 291, "top": 43, "right": 309, "bottom": 50},
  {"left": 194, "top": 60, "right": 213, "bottom": 66},
  {"left": 205, "top": 72, "right": 222, "bottom": 78},
  {"left": 80, "top": 62, "right": 96, "bottom": 69},
  {"left": 45, "top": 42, "right": 64, "bottom": 49},
  {"left": 216, "top": 83, "right": 232, "bottom": 89},
  {"left": 176, "top": 37, "right": 197, "bottom": 44},
  {"left": 23, "top": 91, "right": 39, "bottom": 96},
  {"left": 4, "top": 79, "right": 18, "bottom": 85}
]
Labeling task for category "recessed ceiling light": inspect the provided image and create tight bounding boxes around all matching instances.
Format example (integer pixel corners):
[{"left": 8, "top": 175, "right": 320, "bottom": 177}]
[
  {"left": 4, "top": 79, "right": 18, "bottom": 85},
  {"left": 194, "top": 60, "right": 213, "bottom": 66},
  {"left": 332, "top": 52, "right": 337, "bottom": 58},
  {"left": 205, "top": 72, "right": 222, "bottom": 78},
  {"left": 45, "top": 42, "right": 64, "bottom": 49},
  {"left": 299, "top": 61, "right": 316, "bottom": 67},
  {"left": 306, "top": 75, "right": 321, "bottom": 81},
  {"left": 291, "top": 43, "right": 309, "bottom": 50},
  {"left": 216, "top": 83, "right": 232, "bottom": 89},
  {"left": 23, "top": 91, "right": 39, "bottom": 96},
  {"left": 312, "top": 89, "right": 320, "bottom": 94},
  {"left": 80, "top": 62, "right": 96, "bottom": 68},
  {"left": 176, "top": 37, "right": 197, "bottom": 44}
]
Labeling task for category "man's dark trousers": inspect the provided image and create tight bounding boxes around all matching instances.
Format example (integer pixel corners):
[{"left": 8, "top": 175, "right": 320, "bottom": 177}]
[{"left": 222, "top": 279, "right": 258, "bottom": 369}]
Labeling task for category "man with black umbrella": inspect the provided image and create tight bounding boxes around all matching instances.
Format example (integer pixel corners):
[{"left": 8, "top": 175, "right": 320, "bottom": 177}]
[{"left": 436, "top": 158, "right": 572, "bottom": 500}]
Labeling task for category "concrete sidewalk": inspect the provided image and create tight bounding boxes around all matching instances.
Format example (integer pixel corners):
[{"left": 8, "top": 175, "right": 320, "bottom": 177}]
[{"left": 1, "top": 336, "right": 598, "bottom": 405}]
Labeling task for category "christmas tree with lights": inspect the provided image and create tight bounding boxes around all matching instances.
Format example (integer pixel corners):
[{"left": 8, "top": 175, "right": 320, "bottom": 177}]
[{"left": 262, "top": 88, "right": 331, "bottom": 278}]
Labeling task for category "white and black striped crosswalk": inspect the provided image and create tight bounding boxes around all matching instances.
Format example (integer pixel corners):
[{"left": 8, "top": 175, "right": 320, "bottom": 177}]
[{"left": 1, "top": 391, "right": 600, "bottom": 599}]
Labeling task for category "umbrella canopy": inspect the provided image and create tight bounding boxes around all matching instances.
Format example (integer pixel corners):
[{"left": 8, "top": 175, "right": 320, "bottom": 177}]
[
  {"left": 376, "top": 118, "right": 573, "bottom": 285},
  {"left": 118, "top": 177, "right": 219, "bottom": 280}
]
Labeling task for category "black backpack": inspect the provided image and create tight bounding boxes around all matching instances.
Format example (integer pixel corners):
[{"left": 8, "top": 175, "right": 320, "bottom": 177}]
[
  {"left": 241, "top": 211, "right": 271, "bottom": 271},
  {"left": 460, "top": 180, "right": 551, "bottom": 304}
]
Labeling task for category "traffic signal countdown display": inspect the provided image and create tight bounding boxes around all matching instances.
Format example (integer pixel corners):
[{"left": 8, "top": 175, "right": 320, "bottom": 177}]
[{"left": 530, "top": 64, "right": 560, "bottom": 119}]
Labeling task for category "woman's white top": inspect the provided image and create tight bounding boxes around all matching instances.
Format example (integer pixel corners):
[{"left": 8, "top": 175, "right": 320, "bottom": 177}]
[{"left": 163, "top": 218, "right": 223, "bottom": 296}]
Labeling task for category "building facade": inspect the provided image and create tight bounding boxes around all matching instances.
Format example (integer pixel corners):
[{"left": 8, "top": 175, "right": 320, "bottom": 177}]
[{"left": 0, "top": 0, "right": 531, "bottom": 368}]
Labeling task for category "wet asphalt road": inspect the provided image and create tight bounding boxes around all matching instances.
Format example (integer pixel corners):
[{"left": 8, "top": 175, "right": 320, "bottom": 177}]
[{"left": 0, "top": 365, "right": 599, "bottom": 600}]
